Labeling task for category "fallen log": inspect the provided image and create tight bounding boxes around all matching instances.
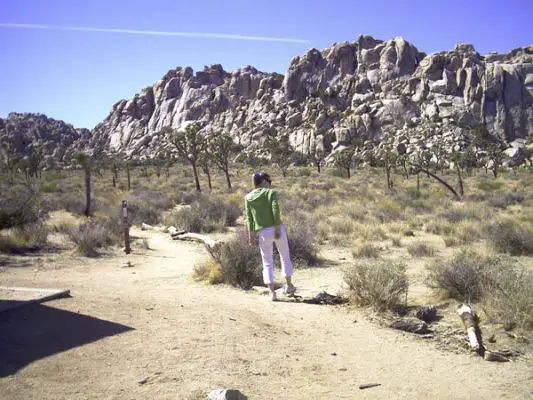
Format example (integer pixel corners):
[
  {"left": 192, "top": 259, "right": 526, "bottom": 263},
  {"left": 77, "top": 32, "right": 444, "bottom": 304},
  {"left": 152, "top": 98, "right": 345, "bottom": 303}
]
[
  {"left": 141, "top": 223, "right": 153, "bottom": 231},
  {"left": 389, "top": 317, "right": 430, "bottom": 334},
  {"left": 173, "top": 232, "right": 220, "bottom": 249},
  {"left": 457, "top": 304, "right": 483, "bottom": 354}
]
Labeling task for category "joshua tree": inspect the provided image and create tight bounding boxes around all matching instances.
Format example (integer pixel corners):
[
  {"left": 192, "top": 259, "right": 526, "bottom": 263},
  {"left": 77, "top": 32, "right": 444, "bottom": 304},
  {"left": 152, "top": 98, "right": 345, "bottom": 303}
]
[
  {"left": 208, "top": 132, "right": 236, "bottom": 190},
  {"left": 73, "top": 151, "right": 92, "bottom": 217},
  {"left": 197, "top": 145, "right": 213, "bottom": 191},
  {"left": 167, "top": 123, "right": 206, "bottom": 191},
  {"left": 333, "top": 147, "right": 355, "bottom": 178},
  {"left": 267, "top": 135, "right": 293, "bottom": 178}
]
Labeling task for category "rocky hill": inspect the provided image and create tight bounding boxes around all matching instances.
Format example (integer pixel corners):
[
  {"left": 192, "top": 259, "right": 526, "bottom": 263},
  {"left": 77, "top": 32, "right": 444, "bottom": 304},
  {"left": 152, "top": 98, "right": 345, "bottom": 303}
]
[
  {"left": 90, "top": 35, "right": 533, "bottom": 161},
  {"left": 0, "top": 113, "right": 92, "bottom": 168}
]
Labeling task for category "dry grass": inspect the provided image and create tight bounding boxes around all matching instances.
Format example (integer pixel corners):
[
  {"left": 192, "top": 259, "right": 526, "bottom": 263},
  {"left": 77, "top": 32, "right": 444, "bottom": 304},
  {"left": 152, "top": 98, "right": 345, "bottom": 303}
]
[
  {"left": 407, "top": 242, "right": 437, "bottom": 257},
  {"left": 352, "top": 242, "right": 382, "bottom": 258},
  {"left": 61, "top": 217, "right": 122, "bottom": 257},
  {"left": 0, "top": 223, "right": 49, "bottom": 254},
  {"left": 427, "top": 249, "right": 533, "bottom": 330}
]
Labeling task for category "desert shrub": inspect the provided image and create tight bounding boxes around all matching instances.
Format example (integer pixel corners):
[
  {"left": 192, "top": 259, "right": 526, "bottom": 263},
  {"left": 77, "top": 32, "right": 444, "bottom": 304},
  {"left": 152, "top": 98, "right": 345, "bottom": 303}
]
[
  {"left": 127, "top": 189, "right": 176, "bottom": 225},
  {"left": 352, "top": 242, "right": 381, "bottom": 258},
  {"left": 64, "top": 217, "right": 122, "bottom": 257},
  {"left": 344, "top": 260, "right": 408, "bottom": 311},
  {"left": 438, "top": 208, "right": 476, "bottom": 223},
  {"left": 407, "top": 242, "right": 436, "bottom": 257},
  {"left": 44, "top": 190, "right": 88, "bottom": 215},
  {"left": 483, "top": 265, "right": 533, "bottom": 330},
  {"left": 0, "top": 185, "right": 41, "bottom": 229},
  {"left": 487, "top": 191, "right": 524, "bottom": 209},
  {"left": 39, "top": 182, "right": 60, "bottom": 193},
  {"left": 330, "top": 218, "right": 356, "bottom": 235},
  {"left": 357, "top": 224, "right": 388, "bottom": 241},
  {"left": 208, "top": 230, "right": 263, "bottom": 289},
  {"left": 164, "top": 195, "right": 241, "bottom": 233},
  {"left": 301, "top": 191, "right": 334, "bottom": 210},
  {"left": 486, "top": 221, "right": 533, "bottom": 255},
  {"left": 391, "top": 236, "right": 402, "bottom": 247},
  {"left": 427, "top": 250, "right": 533, "bottom": 329},
  {"left": 476, "top": 180, "right": 504, "bottom": 192},
  {"left": 425, "top": 218, "right": 455, "bottom": 235},
  {"left": 295, "top": 167, "right": 312, "bottom": 177},
  {"left": 284, "top": 210, "right": 320, "bottom": 266},
  {"left": 455, "top": 220, "right": 482, "bottom": 245},
  {"left": 443, "top": 236, "right": 460, "bottom": 247},
  {"left": 193, "top": 258, "right": 224, "bottom": 284},
  {"left": 373, "top": 198, "right": 403, "bottom": 223},
  {"left": 0, "top": 223, "right": 49, "bottom": 254},
  {"left": 426, "top": 249, "right": 489, "bottom": 302},
  {"left": 311, "top": 181, "right": 336, "bottom": 191}
]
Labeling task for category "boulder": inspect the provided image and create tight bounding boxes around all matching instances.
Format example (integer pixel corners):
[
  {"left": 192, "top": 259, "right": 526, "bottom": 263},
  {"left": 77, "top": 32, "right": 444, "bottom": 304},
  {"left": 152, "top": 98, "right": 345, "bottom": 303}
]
[{"left": 208, "top": 389, "right": 248, "bottom": 400}]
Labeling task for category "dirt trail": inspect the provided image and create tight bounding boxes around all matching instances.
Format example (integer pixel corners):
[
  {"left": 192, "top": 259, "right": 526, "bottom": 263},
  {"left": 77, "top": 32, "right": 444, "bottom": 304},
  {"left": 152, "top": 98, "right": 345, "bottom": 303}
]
[{"left": 1, "top": 228, "right": 532, "bottom": 400}]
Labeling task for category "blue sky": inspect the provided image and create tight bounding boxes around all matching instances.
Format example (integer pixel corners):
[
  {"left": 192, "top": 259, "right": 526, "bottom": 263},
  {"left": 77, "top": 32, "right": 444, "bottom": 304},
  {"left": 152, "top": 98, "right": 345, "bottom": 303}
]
[{"left": 1, "top": 0, "right": 532, "bottom": 129}]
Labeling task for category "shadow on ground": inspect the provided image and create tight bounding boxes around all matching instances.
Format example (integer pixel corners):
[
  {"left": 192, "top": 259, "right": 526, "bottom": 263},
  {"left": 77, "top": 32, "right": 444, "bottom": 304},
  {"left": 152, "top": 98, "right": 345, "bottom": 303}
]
[{"left": 0, "top": 302, "right": 134, "bottom": 377}]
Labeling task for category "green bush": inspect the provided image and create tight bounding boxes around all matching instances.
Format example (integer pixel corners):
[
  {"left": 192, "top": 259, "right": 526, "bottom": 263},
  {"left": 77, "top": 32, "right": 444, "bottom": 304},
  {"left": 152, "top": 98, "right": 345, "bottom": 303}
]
[
  {"left": 0, "top": 185, "right": 41, "bottom": 229},
  {"left": 344, "top": 260, "right": 408, "bottom": 311}
]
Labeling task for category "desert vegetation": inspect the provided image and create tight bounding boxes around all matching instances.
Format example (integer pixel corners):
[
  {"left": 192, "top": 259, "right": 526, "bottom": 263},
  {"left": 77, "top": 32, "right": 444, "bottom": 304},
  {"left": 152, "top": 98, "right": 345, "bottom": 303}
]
[{"left": 1, "top": 128, "right": 533, "bottom": 345}]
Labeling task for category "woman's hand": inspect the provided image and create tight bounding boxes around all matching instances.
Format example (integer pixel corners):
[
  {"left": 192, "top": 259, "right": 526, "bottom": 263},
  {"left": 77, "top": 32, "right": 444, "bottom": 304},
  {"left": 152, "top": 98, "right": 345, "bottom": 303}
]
[{"left": 274, "top": 227, "right": 281, "bottom": 239}]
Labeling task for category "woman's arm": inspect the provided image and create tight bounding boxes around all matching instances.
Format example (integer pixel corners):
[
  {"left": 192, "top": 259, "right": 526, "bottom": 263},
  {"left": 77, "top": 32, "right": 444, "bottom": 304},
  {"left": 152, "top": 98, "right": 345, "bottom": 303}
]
[{"left": 245, "top": 198, "right": 256, "bottom": 245}]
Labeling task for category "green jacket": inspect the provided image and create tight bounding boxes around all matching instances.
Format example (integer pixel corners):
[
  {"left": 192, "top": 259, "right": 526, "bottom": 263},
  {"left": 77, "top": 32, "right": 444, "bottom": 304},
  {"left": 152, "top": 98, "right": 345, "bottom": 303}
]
[{"left": 245, "top": 188, "right": 281, "bottom": 232}]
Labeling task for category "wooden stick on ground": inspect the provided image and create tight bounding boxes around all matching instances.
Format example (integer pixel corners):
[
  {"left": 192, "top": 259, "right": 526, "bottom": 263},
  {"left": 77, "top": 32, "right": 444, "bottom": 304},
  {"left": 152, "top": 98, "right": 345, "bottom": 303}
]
[{"left": 457, "top": 304, "right": 483, "bottom": 354}]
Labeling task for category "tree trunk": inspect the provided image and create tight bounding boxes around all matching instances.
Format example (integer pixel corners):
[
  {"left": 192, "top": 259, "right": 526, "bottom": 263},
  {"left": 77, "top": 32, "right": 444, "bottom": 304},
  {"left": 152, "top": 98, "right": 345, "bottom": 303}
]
[
  {"left": 386, "top": 166, "right": 393, "bottom": 190},
  {"left": 415, "top": 164, "right": 461, "bottom": 201},
  {"left": 127, "top": 166, "right": 131, "bottom": 191},
  {"left": 457, "top": 304, "right": 483, "bottom": 355},
  {"left": 85, "top": 165, "right": 91, "bottom": 217},
  {"left": 224, "top": 169, "right": 232, "bottom": 191},
  {"left": 317, "top": 162, "right": 321, "bottom": 174},
  {"left": 206, "top": 170, "right": 212, "bottom": 191},
  {"left": 112, "top": 175, "right": 116, "bottom": 188},
  {"left": 416, "top": 173, "right": 420, "bottom": 196},
  {"left": 456, "top": 168, "right": 464, "bottom": 197},
  {"left": 191, "top": 162, "right": 201, "bottom": 191},
  {"left": 346, "top": 167, "right": 350, "bottom": 179}
]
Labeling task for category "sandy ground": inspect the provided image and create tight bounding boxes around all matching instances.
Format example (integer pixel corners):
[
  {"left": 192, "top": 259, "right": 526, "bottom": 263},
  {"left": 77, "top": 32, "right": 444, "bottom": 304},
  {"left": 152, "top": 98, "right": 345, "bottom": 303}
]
[{"left": 1, "top": 227, "right": 532, "bottom": 400}]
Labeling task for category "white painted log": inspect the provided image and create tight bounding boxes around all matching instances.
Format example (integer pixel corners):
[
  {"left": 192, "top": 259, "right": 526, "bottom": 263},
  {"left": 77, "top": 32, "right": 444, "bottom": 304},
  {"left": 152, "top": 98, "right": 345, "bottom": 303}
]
[
  {"left": 174, "top": 232, "right": 219, "bottom": 248},
  {"left": 168, "top": 226, "right": 179, "bottom": 236},
  {"left": 457, "top": 304, "right": 480, "bottom": 352},
  {"left": 141, "top": 223, "right": 153, "bottom": 231}
]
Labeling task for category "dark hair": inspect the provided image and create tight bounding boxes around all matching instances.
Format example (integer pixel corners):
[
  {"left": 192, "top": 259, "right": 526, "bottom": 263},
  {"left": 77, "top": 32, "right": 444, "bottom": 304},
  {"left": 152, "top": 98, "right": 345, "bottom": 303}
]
[{"left": 253, "top": 171, "right": 271, "bottom": 187}]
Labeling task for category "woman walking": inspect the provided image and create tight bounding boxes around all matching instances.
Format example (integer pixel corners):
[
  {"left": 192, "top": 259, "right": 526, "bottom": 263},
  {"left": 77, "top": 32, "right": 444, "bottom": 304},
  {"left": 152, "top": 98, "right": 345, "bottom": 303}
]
[{"left": 245, "top": 171, "right": 296, "bottom": 301}]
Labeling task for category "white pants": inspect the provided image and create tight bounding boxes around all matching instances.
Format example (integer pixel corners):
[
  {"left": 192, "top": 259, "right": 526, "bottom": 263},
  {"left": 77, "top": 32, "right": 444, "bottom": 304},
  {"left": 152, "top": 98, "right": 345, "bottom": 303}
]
[{"left": 257, "top": 224, "right": 293, "bottom": 285}]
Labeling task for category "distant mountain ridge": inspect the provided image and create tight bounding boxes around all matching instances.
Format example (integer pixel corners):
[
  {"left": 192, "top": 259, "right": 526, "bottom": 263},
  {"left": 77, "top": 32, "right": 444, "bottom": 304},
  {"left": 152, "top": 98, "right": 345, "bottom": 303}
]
[{"left": 3, "top": 35, "right": 533, "bottom": 165}]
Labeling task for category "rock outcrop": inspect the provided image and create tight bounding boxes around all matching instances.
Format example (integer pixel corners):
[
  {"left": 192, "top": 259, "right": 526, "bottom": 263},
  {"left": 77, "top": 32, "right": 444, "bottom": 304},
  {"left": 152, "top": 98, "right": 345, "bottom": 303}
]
[
  {"left": 0, "top": 113, "right": 92, "bottom": 168},
  {"left": 90, "top": 36, "right": 532, "bottom": 160},
  {"left": 5, "top": 36, "right": 533, "bottom": 164}
]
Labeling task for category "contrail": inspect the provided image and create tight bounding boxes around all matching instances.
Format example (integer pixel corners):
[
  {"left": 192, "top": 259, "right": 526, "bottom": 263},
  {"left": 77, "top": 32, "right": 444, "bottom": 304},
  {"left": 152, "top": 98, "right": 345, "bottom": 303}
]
[{"left": 0, "top": 23, "right": 312, "bottom": 44}]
